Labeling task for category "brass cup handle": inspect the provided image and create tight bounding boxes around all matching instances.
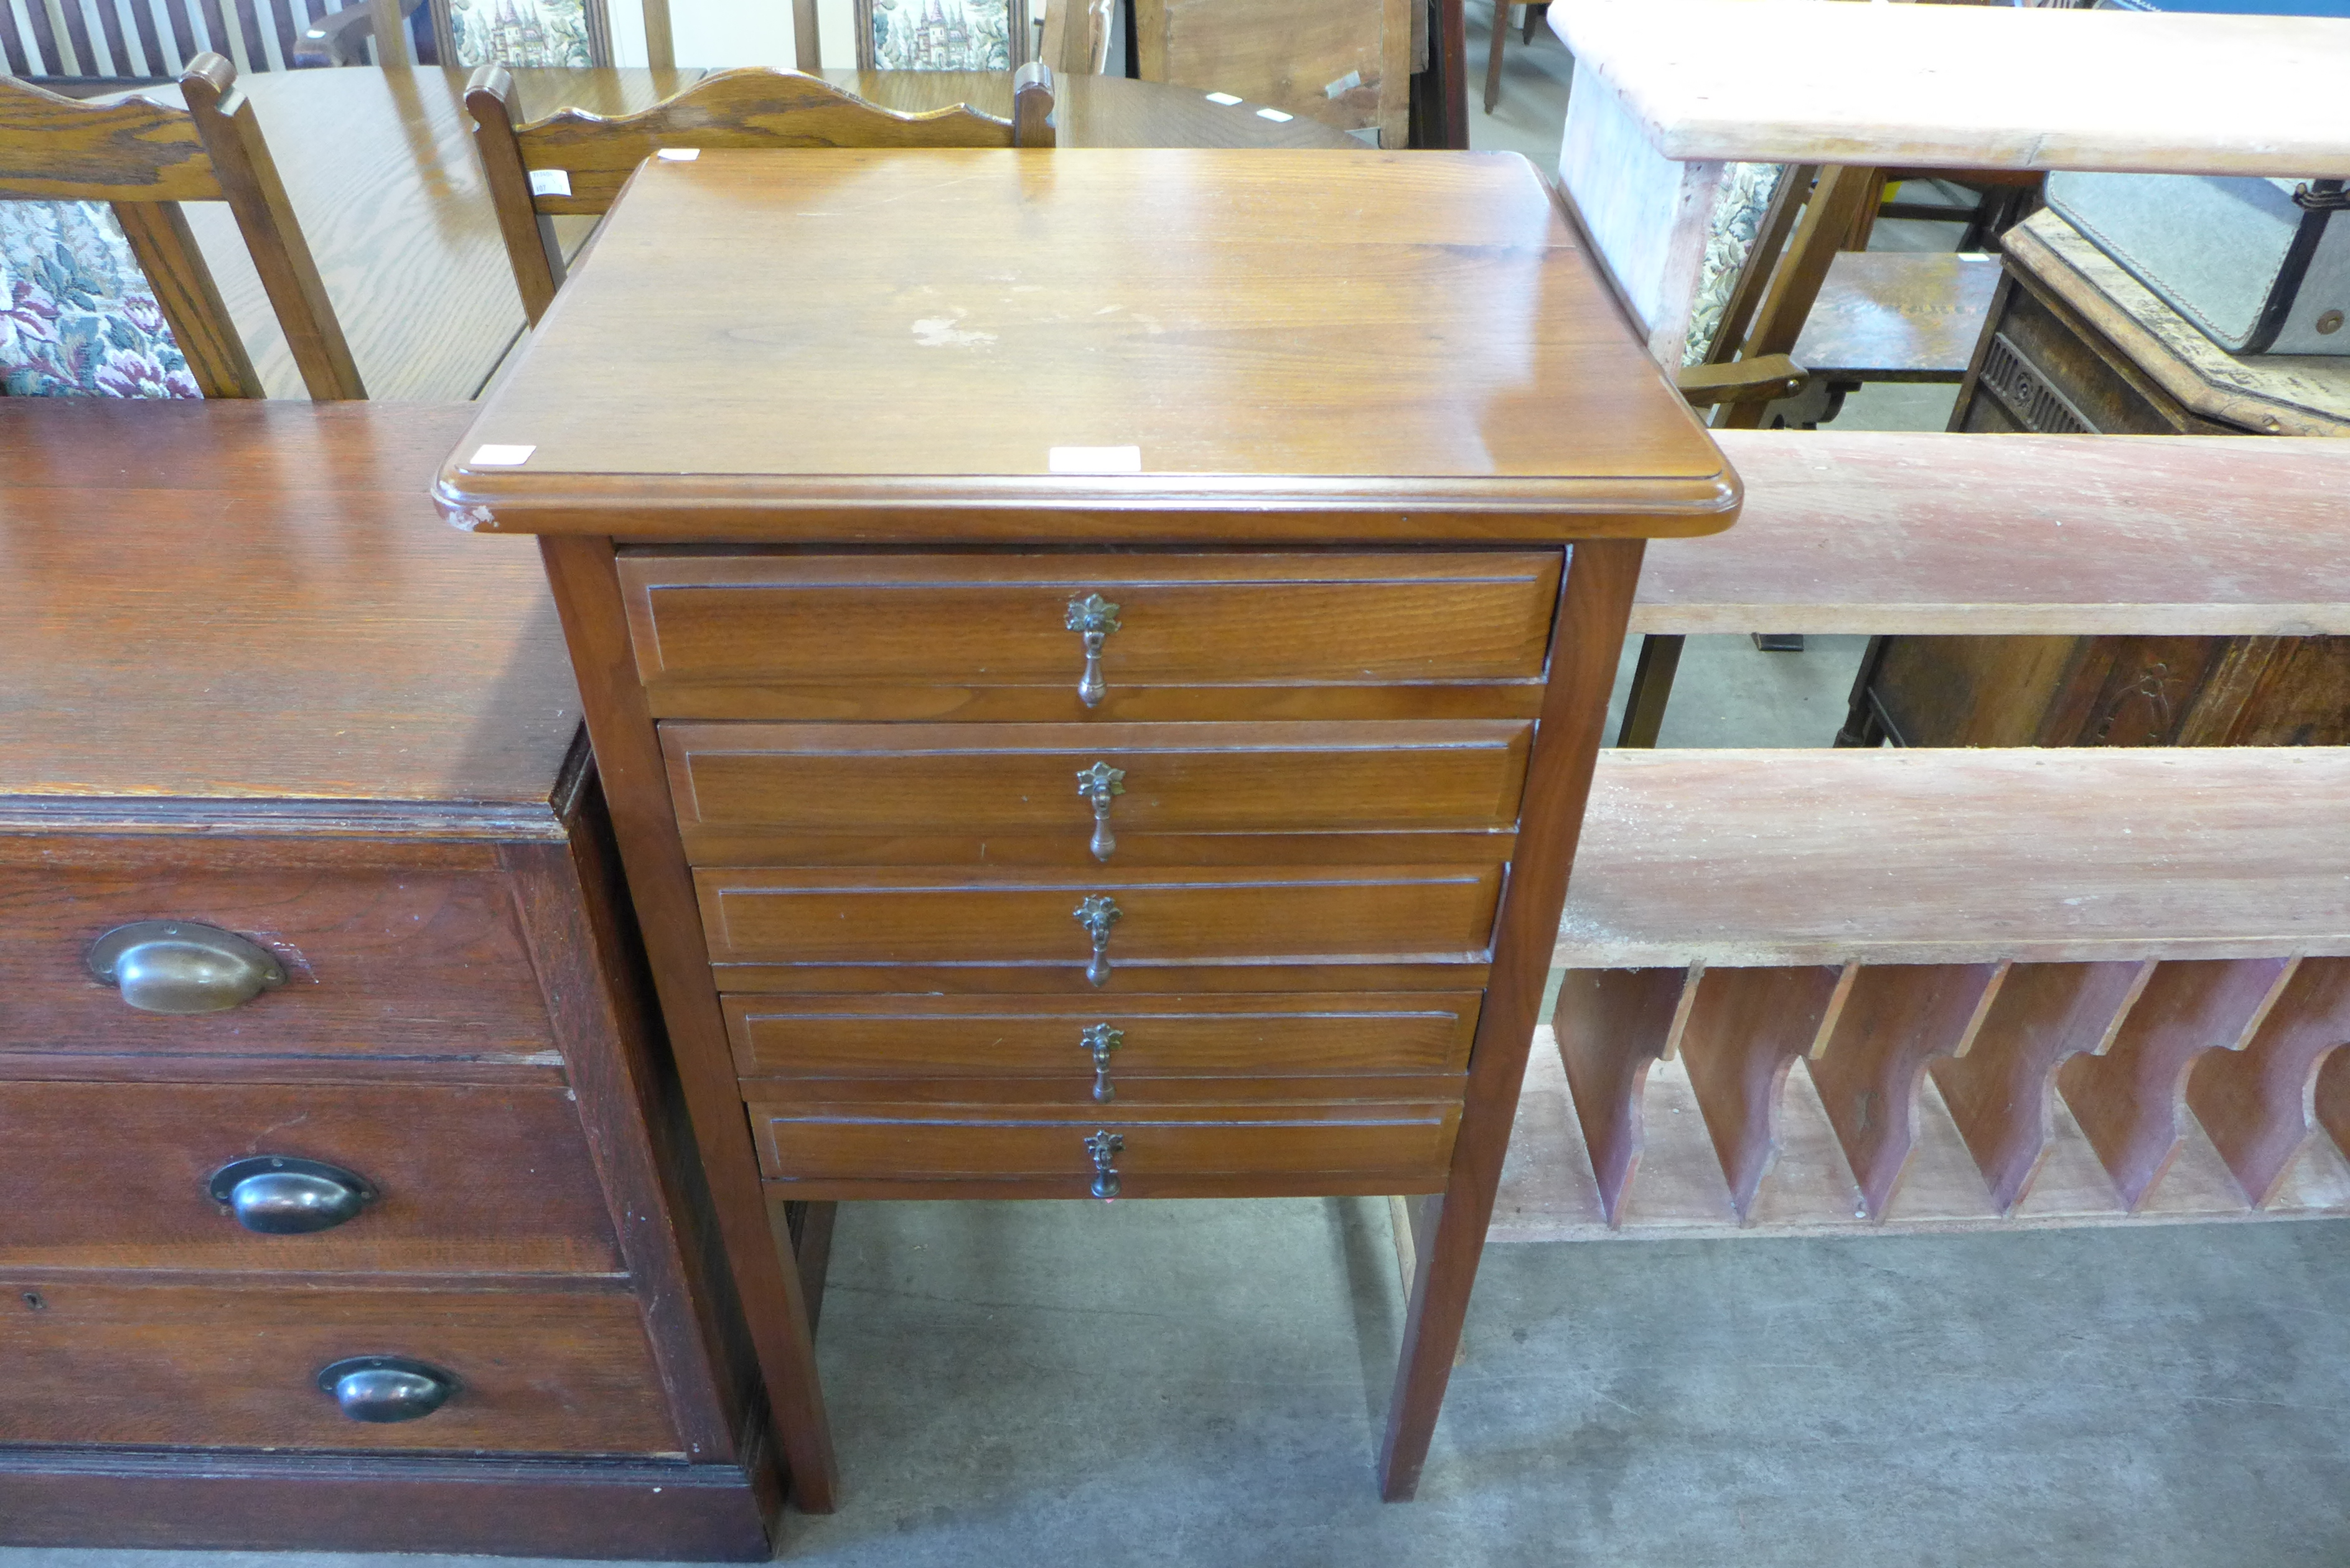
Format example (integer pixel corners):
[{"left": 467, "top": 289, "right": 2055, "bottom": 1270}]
[
  {"left": 1075, "top": 762, "right": 1125, "bottom": 861},
  {"left": 87, "top": 920, "right": 286, "bottom": 1015},
  {"left": 1080, "top": 1022, "right": 1123, "bottom": 1102},
  {"left": 1085, "top": 1129, "right": 1123, "bottom": 1201},
  {"left": 209, "top": 1156, "right": 377, "bottom": 1235},
  {"left": 316, "top": 1355, "right": 457, "bottom": 1423},
  {"left": 1072, "top": 895, "right": 1121, "bottom": 987},
  {"left": 1065, "top": 592, "right": 1121, "bottom": 707}
]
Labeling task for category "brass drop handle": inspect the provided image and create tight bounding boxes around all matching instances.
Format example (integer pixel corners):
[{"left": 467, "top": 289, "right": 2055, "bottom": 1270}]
[
  {"left": 86, "top": 920, "right": 286, "bottom": 1015},
  {"left": 1072, "top": 895, "right": 1121, "bottom": 987},
  {"left": 1085, "top": 1129, "right": 1123, "bottom": 1201},
  {"left": 209, "top": 1156, "right": 377, "bottom": 1235},
  {"left": 1065, "top": 592, "right": 1120, "bottom": 707},
  {"left": 1080, "top": 1022, "right": 1123, "bottom": 1101},
  {"left": 1075, "top": 762, "right": 1125, "bottom": 861},
  {"left": 316, "top": 1356, "right": 457, "bottom": 1423}
]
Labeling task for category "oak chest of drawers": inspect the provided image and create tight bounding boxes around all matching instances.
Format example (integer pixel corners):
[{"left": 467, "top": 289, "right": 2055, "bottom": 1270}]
[
  {"left": 437, "top": 147, "right": 1741, "bottom": 1504},
  {"left": 0, "top": 401, "right": 779, "bottom": 1557}
]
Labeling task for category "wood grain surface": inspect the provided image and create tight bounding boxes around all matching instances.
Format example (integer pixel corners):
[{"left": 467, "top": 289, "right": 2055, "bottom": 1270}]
[
  {"left": 0, "top": 849, "right": 555, "bottom": 1062},
  {"left": 1558, "top": 748, "right": 2350, "bottom": 968},
  {"left": 818, "top": 67, "right": 1367, "bottom": 148},
  {"left": 0, "top": 1281, "right": 676, "bottom": 1455},
  {"left": 0, "top": 401, "right": 578, "bottom": 810},
  {"left": 0, "top": 1081, "right": 618, "bottom": 1274},
  {"left": 664, "top": 720, "right": 1532, "bottom": 861},
  {"left": 1555, "top": 0, "right": 2350, "bottom": 175},
  {"left": 440, "top": 151, "right": 1738, "bottom": 538},
  {"left": 726, "top": 991, "right": 1483, "bottom": 1079},
  {"left": 0, "top": 74, "right": 215, "bottom": 199},
  {"left": 1632, "top": 430, "right": 2350, "bottom": 637},
  {"left": 1133, "top": 0, "right": 1409, "bottom": 146},
  {"left": 623, "top": 552, "right": 1561, "bottom": 719}
]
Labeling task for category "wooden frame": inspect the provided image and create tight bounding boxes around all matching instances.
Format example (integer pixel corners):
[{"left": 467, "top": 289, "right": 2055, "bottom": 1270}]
[
  {"left": 465, "top": 63, "right": 1056, "bottom": 326},
  {"left": 0, "top": 59, "right": 363, "bottom": 398}
]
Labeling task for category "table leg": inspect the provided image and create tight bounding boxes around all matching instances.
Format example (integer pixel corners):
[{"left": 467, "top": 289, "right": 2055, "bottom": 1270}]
[
  {"left": 1377, "top": 536, "right": 1644, "bottom": 1500},
  {"left": 1616, "top": 632, "right": 1683, "bottom": 747}
]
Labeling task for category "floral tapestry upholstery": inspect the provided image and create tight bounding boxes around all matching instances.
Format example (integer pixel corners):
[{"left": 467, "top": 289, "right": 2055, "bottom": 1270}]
[
  {"left": 447, "top": 0, "right": 597, "bottom": 67},
  {"left": 1683, "top": 161, "right": 1786, "bottom": 367},
  {"left": 0, "top": 202, "right": 200, "bottom": 398},
  {"left": 870, "top": 0, "right": 1015, "bottom": 70}
]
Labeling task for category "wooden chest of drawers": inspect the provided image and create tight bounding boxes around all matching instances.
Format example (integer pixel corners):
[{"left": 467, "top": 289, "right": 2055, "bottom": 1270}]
[
  {"left": 437, "top": 147, "right": 1739, "bottom": 1506},
  {"left": 0, "top": 402, "right": 779, "bottom": 1558}
]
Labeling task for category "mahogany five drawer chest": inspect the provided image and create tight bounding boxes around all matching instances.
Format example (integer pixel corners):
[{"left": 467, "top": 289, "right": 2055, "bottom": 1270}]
[
  {"left": 0, "top": 401, "right": 780, "bottom": 1557},
  {"left": 436, "top": 147, "right": 1741, "bottom": 1505}
]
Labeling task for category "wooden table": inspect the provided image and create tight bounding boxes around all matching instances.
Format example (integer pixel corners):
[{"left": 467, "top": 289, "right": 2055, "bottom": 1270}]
[
  {"left": 176, "top": 66, "right": 1360, "bottom": 402},
  {"left": 432, "top": 146, "right": 1736, "bottom": 1510},
  {"left": 0, "top": 399, "right": 778, "bottom": 1559}
]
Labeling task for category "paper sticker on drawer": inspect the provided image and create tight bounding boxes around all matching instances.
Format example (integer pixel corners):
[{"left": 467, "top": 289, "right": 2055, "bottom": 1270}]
[
  {"left": 528, "top": 169, "right": 571, "bottom": 197},
  {"left": 1049, "top": 445, "right": 1142, "bottom": 474}
]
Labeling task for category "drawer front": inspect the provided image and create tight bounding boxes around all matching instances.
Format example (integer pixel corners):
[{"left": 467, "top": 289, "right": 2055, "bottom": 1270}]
[
  {"left": 0, "top": 1081, "right": 619, "bottom": 1274},
  {"left": 726, "top": 992, "right": 1482, "bottom": 1080},
  {"left": 0, "top": 856, "right": 551, "bottom": 1063},
  {"left": 696, "top": 866, "right": 1505, "bottom": 972},
  {"left": 0, "top": 1282, "right": 678, "bottom": 1455},
  {"left": 665, "top": 721, "right": 1531, "bottom": 864},
  {"left": 619, "top": 553, "right": 1560, "bottom": 720},
  {"left": 752, "top": 1101, "right": 1461, "bottom": 1188}
]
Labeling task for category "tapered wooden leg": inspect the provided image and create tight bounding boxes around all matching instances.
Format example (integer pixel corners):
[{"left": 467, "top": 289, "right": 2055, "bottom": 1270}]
[
  {"left": 1834, "top": 635, "right": 1891, "bottom": 748},
  {"left": 1481, "top": 0, "right": 1507, "bottom": 112},
  {"left": 1616, "top": 633, "right": 1684, "bottom": 748},
  {"left": 1377, "top": 538, "right": 1642, "bottom": 1502}
]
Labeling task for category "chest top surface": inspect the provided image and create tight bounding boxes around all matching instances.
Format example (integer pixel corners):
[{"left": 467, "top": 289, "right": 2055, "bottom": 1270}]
[
  {"left": 0, "top": 401, "right": 580, "bottom": 820},
  {"left": 438, "top": 148, "right": 1738, "bottom": 541}
]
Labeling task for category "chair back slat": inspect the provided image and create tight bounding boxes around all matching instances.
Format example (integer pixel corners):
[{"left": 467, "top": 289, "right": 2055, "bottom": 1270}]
[
  {"left": 58, "top": 0, "right": 100, "bottom": 73},
  {"left": 160, "top": 0, "right": 204, "bottom": 70},
  {"left": 126, "top": 0, "right": 174, "bottom": 75},
  {"left": 20, "top": 0, "right": 65, "bottom": 75},
  {"left": 91, "top": 0, "right": 135, "bottom": 73}
]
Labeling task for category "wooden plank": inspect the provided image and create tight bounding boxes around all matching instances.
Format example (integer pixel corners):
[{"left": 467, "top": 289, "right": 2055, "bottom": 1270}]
[
  {"left": 1929, "top": 960, "right": 2151, "bottom": 1215},
  {"left": 1631, "top": 431, "right": 2350, "bottom": 637},
  {"left": 1553, "top": 0, "right": 2350, "bottom": 177},
  {"left": 2185, "top": 956, "right": 2350, "bottom": 1207},
  {"left": 1789, "top": 251, "right": 2001, "bottom": 385},
  {"left": 2057, "top": 958, "right": 2298, "bottom": 1211},
  {"left": 1557, "top": 749, "right": 2350, "bottom": 969}
]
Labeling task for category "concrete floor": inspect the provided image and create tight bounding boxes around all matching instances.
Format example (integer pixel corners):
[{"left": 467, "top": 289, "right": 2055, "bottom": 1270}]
[{"left": 11, "top": 13, "right": 2344, "bottom": 1567}]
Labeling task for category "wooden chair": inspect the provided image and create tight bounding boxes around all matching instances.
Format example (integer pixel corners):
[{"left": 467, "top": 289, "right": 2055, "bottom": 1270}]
[
  {"left": 467, "top": 63, "right": 1057, "bottom": 325},
  {"left": 0, "top": 0, "right": 429, "bottom": 80},
  {"left": 0, "top": 58, "right": 362, "bottom": 398},
  {"left": 1131, "top": 0, "right": 1410, "bottom": 147}
]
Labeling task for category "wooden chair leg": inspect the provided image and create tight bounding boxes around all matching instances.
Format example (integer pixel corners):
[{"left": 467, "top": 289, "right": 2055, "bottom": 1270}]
[
  {"left": 1521, "top": 0, "right": 1544, "bottom": 44},
  {"left": 1377, "top": 538, "right": 1644, "bottom": 1501},
  {"left": 1616, "top": 632, "right": 1683, "bottom": 748},
  {"left": 1481, "top": 0, "right": 1507, "bottom": 113}
]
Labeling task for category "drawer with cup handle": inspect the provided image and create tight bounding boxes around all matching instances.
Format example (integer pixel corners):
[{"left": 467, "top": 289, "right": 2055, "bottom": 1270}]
[
  {"left": 662, "top": 720, "right": 1533, "bottom": 866},
  {"left": 0, "top": 1280, "right": 677, "bottom": 1455},
  {"left": 0, "top": 849, "right": 553, "bottom": 1065},
  {"left": 617, "top": 551, "right": 1563, "bottom": 721},
  {"left": 0, "top": 1081, "right": 620, "bottom": 1274}
]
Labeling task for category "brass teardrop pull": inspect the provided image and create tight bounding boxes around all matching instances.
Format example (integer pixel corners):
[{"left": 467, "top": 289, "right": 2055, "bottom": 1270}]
[{"left": 1075, "top": 762, "right": 1125, "bottom": 860}]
